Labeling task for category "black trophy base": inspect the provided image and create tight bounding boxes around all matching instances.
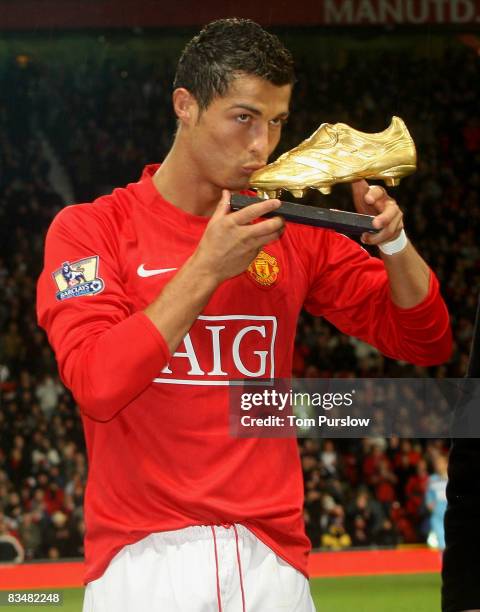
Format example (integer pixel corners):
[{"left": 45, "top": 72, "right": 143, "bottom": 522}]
[{"left": 230, "top": 194, "right": 378, "bottom": 236}]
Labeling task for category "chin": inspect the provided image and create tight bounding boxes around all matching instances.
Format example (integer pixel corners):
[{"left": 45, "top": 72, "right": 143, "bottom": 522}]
[{"left": 226, "top": 176, "right": 251, "bottom": 192}]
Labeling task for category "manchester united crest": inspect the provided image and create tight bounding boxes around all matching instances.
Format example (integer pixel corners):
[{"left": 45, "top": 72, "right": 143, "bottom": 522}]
[{"left": 247, "top": 251, "right": 279, "bottom": 287}]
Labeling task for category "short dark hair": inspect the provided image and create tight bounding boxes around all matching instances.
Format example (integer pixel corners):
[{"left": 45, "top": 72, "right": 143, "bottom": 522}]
[{"left": 173, "top": 18, "right": 295, "bottom": 110}]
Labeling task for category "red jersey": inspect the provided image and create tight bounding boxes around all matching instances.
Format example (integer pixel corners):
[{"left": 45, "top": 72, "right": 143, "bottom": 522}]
[{"left": 36, "top": 164, "right": 451, "bottom": 584}]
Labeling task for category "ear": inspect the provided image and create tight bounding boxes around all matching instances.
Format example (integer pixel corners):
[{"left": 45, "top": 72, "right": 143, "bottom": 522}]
[{"left": 172, "top": 88, "right": 198, "bottom": 126}]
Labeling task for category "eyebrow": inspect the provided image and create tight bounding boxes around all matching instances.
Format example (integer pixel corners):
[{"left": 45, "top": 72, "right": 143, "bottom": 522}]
[{"left": 228, "top": 104, "right": 289, "bottom": 118}]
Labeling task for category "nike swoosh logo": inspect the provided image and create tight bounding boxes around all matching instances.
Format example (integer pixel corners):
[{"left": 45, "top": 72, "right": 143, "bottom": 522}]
[{"left": 137, "top": 264, "right": 178, "bottom": 278}]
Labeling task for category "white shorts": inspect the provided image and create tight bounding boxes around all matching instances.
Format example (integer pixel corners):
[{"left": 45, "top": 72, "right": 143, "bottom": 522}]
[{"left": 82, "top": 524, "right": 316, "bottom": 611}]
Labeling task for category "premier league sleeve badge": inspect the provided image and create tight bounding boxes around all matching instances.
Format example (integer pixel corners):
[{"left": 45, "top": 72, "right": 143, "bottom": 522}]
[{"left": 52, "top": 256, "right": 105, "bottom": 301}]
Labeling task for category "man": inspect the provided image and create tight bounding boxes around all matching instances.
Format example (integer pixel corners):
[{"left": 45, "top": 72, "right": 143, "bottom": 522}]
[
  {"left": 426, "top": 454, "right": 448, "bottom": 550},
  {"left": 442, "top": 296, "right": 480, "bottom": 612},
  {"left": 37, "top": 18, "right": 452, "bottom": 612}
]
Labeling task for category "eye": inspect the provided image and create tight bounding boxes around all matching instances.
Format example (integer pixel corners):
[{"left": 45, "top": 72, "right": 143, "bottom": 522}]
[
  {"left": 237, "top": 114, "right": 251, "bottom": 123},
  {"left": 270, "top": 117, "right": 287, "bottom": 127}
]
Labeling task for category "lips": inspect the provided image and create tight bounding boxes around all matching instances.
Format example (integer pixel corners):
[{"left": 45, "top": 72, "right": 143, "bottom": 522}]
[{"left": 242, "top": 164, "right": 265, "bottom": 174}]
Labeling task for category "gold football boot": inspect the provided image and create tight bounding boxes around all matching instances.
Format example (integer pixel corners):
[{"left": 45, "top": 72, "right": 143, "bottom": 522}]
[{"left": 250, "top": 116, "right": 416, "bottom": 199}]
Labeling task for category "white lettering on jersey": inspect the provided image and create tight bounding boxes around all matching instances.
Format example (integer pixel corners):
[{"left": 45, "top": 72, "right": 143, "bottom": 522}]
[
  {"left": 154, "top": 315, "right": 277, "bottom": 385},
  {"left": 160, "top": 333, "right": 204, "bottom": 375},
  {"left": 205, "top": 326, "right": 228, "bottom": 376},
  {"left": 232, "top": 325, "right": 268, "bottom": 377}
]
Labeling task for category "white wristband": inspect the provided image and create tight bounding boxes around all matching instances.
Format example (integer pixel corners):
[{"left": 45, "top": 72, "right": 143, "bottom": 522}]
[{"left": 378, "top": 229, "right": 408, "bottom": 255}]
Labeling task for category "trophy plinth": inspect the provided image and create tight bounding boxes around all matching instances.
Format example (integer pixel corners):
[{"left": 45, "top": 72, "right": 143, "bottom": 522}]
[{"left": 230, "top": 194, "right": 378, "bottom": 236}]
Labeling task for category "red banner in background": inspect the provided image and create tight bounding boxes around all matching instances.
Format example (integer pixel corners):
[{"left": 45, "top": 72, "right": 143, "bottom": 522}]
[
  {"left": 0, "top": 0, "right": 479, "bottom": 30},
  {"left": 322, "top": 0, "right": 480, "bottom": 25},
  {"left": 0, "top": 548, "right": 441, "bottom": 589}
]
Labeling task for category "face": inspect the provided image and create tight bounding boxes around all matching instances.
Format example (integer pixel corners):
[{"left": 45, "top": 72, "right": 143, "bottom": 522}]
[
  {"left": 179, "top": 74, "right": 292, "bottom": 191},
  {"left": 435, "top": 455, "right": 448, "bottom": 476}
]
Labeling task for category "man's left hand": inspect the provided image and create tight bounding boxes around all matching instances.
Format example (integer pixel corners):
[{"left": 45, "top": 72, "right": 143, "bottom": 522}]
[{"left": 351, "top": 179, "right": 404, "bottom": 247}]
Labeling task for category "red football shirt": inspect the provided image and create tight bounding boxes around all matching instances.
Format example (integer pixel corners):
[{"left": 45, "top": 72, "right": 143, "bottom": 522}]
[{"left": 36, "top": 164, "right": 451, "bottom": 583}]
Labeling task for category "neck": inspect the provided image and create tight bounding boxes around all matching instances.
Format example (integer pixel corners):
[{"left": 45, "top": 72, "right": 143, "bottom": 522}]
[{"left": 152, "top": 140, "right": 222, "bottom": 217}]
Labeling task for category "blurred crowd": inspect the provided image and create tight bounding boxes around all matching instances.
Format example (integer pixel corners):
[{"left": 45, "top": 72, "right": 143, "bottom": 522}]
[
  {"left": 0, "top": 35, "right": 478, "bottom": 560},
  {"left": 300, "top": 438, "right": 448, "bottom": 549}
]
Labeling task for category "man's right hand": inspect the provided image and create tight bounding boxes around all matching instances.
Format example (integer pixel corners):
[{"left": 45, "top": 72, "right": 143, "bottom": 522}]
[
  {"left": 144, "top": 190, "right": 285, "bottom": 354},
  {"left": 192, "top": 189, "right": 285, "bottom": 284}
]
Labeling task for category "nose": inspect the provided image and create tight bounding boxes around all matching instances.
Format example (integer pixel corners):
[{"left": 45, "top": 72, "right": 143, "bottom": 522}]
[{"left": 249, "top": 123, "right": 271, "bottom": 163}]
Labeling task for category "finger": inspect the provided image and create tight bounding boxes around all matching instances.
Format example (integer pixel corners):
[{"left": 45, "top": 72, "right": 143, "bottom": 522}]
[
  {"left": 232, "top": 198, "right": 281, "bottom": 225},
  {"left": 372, "top": 202, "right": 402, "bottom": 230},
  {"left": 371, "top": 213, "right": 403, "bottom": 242},
  {"left": 364, "top": 209, "right": 403, "bottom": 240},
  {"left": 255, "top": 229, "right": 285, "bottom": 248},
  {"left": 362, "top": 218, "right": 404, "bottom": 246},
  {"left": 364, "top": 228, "right": 402, "bottom": 247},
  {"left": 365, "top": 185, "right": 388, "bottom": 205},
  {"left": 211, "top": 189, "right": 232, "bottom": 222},
  {"left": 244, "top": 216, "right": 285, "bottom": 238},
  {"left": 351, "top": 179, "right": 370, "bottom": 200}
]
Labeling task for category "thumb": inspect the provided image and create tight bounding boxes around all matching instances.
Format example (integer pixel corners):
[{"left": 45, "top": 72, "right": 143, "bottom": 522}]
[
  {"left": 351, "top": 179, "right": 370, "bottom": 212},
  {"left": 211, "top": 189, "right": 231, "bottom": 221}
]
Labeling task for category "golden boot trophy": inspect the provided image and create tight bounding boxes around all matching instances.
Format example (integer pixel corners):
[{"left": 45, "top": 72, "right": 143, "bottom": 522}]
[{"left": 231, "top": 117, "right": 416, "bottom": 235}]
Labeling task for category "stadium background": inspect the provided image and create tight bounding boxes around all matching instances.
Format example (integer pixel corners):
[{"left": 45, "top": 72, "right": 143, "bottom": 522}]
[{"left": 0, "top": 0, "right": 479, "bottom": 610}]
